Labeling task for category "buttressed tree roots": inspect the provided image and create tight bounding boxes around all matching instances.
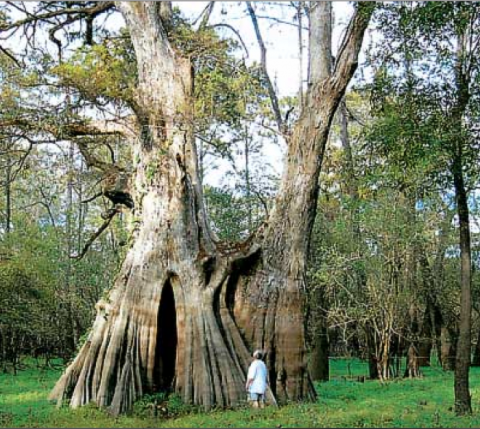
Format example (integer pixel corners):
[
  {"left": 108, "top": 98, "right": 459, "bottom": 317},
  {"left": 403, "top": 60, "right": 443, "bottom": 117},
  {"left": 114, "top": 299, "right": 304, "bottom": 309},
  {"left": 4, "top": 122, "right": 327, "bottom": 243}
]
[{"left": 49, "top": 1, "right": 374, "bottom": 415}]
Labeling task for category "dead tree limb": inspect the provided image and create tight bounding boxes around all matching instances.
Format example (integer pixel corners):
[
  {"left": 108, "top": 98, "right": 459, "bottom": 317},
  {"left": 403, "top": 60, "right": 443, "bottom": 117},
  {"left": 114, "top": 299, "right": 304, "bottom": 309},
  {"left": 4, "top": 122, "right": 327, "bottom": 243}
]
[{"left": 71, "top": 207, "right": 119, "bottom": 260}]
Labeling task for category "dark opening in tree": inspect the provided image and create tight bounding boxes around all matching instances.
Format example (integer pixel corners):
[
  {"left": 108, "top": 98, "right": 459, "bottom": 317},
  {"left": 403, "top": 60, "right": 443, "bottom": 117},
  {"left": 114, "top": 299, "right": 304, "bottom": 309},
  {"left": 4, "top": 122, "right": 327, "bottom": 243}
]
[{"left": 154, "top": 279, "right": 177, "bottom": 393}]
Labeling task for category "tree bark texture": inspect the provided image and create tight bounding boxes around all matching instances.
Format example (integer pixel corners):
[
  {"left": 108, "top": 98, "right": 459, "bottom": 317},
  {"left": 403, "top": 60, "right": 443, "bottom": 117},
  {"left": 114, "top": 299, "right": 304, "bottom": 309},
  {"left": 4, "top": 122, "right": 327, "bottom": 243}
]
[{"left": 50, "top": 1, "right": 374, "bottom": 415}]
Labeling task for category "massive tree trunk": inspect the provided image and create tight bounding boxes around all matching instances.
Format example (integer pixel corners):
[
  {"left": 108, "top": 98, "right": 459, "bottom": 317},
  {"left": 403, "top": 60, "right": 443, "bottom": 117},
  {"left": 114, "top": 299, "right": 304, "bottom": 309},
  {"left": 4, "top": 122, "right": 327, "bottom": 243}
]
[{"left": 50, "top": 2, "right": 374, "bottom": 415}]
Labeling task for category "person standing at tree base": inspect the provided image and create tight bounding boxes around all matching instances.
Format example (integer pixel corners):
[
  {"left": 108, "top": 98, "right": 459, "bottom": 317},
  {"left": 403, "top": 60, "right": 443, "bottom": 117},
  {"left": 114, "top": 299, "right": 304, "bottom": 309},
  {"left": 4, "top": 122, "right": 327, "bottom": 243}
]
[{"left": 246, "top": 350, "right": 268, "bottom": 408}]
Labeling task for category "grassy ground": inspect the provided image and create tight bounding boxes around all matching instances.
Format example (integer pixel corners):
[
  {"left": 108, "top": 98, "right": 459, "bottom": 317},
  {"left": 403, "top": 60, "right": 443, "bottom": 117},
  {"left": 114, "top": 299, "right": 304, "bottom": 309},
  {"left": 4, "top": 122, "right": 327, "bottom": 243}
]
[{"left": 2, "top": 359, "right": 480, "bottom": 428}]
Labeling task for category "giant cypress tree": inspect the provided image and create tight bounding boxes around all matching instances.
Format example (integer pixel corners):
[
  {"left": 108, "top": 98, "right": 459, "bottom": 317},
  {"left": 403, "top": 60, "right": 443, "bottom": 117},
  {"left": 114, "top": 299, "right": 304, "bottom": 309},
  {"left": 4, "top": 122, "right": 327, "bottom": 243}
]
[{"left": 1, "top": 1, "right": 374, "bottom": 414}]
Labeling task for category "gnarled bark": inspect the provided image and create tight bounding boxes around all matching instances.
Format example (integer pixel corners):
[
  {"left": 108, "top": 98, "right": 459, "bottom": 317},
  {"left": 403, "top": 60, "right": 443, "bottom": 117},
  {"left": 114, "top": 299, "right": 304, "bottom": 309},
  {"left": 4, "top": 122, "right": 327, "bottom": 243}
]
[{"left": 50, "top": 1, "right": 374, "bottom": 414}]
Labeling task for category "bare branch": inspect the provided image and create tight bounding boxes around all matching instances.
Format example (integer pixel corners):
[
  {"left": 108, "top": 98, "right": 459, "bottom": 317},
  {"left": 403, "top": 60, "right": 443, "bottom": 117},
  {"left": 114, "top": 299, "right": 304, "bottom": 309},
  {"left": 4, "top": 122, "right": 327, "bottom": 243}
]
[
  {"left": 81, "top": 191, "right": 103, "bottom": 204},
  {"left": 0, "top": 2, "right": 115, "bottom": 33},
  {"left": 193, "top": 2, "right": 215, "bottom": 29},
  {"left": 38, "top": 186, "right": 57, "bottom": 228},
  {"left": 246, "top": 2, "right": 284, "bottom": 133},
  {"left": 71, "top": 207, "right": 119, "bottom": 260},
  {"left": 0, "top": 44, "right": 23, "bottom": 68},
  {"left": 75, "top": 139, "right": 118, "bottom": 172},
  {"left": 209, "top": 24, "right": 249, "bottom": 58},
  {"left": 251, "top": 187, "right": 270, "bottom": 218},
  {"left": 253, "top": 14, "right": 308, "bottom": 31}
]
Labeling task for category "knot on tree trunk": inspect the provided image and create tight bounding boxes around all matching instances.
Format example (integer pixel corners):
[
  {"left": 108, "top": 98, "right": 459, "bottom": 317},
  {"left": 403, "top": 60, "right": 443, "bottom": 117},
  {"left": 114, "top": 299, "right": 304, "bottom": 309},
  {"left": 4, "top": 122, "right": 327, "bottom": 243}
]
[{"left": 101, "top": 169, "right": 134, "bottom": 209}]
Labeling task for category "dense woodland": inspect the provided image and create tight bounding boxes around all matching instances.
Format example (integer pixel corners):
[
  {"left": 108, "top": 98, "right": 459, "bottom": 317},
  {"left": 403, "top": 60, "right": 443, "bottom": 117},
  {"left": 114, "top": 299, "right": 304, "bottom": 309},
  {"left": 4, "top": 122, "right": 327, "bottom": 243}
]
[{"left": 1, "top": 0, "right": 480, "bottom": 421}]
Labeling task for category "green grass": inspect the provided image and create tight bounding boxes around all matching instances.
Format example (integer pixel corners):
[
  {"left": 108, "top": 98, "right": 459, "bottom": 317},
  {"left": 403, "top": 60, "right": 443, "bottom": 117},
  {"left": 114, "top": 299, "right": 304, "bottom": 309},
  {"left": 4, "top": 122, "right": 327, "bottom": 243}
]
[{"left": 2, "top": 360, "right": 480, "bottom": 427}]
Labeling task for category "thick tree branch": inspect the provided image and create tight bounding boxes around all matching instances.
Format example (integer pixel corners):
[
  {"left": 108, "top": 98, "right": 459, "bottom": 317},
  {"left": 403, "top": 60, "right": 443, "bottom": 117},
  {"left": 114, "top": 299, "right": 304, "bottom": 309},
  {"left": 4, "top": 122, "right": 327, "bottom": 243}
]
[
  {"left": 1, "top": 118, "right": 129, "bottom": 175},
  {"left": 0, "top": 2, "right": 115, "bottom": 32},
  {"left": 159, "top": 2, "right": 173, "bottom": 32},
  {"left": 309, "top": 2, "right": 332, "bottom": 83},
  {"left": 332, "top": 3, "right": 375, "bottom": 89}
]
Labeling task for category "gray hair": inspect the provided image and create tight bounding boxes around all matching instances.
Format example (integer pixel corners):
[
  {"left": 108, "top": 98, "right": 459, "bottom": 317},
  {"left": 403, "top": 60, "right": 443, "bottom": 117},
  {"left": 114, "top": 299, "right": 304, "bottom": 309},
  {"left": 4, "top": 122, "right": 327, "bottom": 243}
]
[{"left": 253, "top": 349, "right": 263, "bottom": 359}]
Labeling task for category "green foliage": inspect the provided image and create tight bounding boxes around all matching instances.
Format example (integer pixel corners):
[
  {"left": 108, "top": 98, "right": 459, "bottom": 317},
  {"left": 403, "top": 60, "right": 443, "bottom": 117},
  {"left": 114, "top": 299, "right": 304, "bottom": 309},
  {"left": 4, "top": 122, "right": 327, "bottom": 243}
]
[
  {"left": 367, "top": 2, "right": 480, "bottom": 191},
  {"left": 0, "top": 213, "right": 125, "bottom": 368},
  {"left": 204, "top": 186, "right": 257, "bottom": 241},
  {"left": 0, "top": 140, "right": 127, "bottom": 368},
  {"left": 52, "top": 29, "right": 137, "bottom": 106},
  {"left": 169, "top": 10, "right": 268, "bottom": 131},
  {"left": 204, "top": 178, "right": 275, "bottom": 241},
  {"left": 133, "top": 393, "right": 197, "bottom": 419}
]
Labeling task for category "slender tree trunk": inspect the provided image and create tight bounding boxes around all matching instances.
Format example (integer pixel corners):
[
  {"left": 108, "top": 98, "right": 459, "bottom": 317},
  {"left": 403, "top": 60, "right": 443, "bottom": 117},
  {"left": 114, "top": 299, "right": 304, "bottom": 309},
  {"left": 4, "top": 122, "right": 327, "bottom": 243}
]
[
  {"left": 471, "top": 328, "right": 480, "bottom": 366},
  {"left": 50, "top": 1, "right": 374, "bottom": 414},
  {"left": 433, "top": 304, "right": 443, "bottom": 367},
  {"left": 77, "top": 157, "right": 88, "bottom": 256},
  {"left": 417, "top": 241, "right": 442, "bottom": 368},
  {"left": 405, "top": 344, "right": 420, "bottom": 378},
  {"left": 365, "top": 323, "right": 379, "bottom": 379},
  {"left": 5, "top": 161, "right": 11, "bottom": 233},
  {"left": 417, "top": 301, "right": 433, "bottom": 367},
  {"left": 1, "top": 328, "right": 7, "bottom": 373},
  {"left": 431, "top": 207, "right": 453, "bottom": 368},
  {"left": 339, "top": 99, "right": 357, "bottom": 204},
  {"left": 452, "top": 27, "right": 472, "bottom": 415},
  {"left": 308, "top": 288, "right": 329, "bottom": 382},
  {"left": 244, "top": 131, "right": 252, "bottom": 233},
  {"left": 64, "top": 141, "right": 78, "bottom": 355},
  {"left": 441, "top": 324, "right": 457, "bottom": 371},
  {"left": 453, "top": 154, "right": 472, "bottom": 414},
  {"left": 403, "top": 193, "right": 423, "bottom": 377},
  {"left": 297, "top": 2, "right": 304, "bottom": 108}
]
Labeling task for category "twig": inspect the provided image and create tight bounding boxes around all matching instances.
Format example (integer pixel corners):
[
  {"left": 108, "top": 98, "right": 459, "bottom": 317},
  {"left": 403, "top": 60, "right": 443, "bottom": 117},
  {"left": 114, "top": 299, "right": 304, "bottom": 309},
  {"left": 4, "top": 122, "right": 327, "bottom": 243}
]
[
  {"left": 81, "top": 191, "right": 103, "bottom": 204},
  {"left": 0, "top": 45, "right": 22, "bottom": 67},
  {"left": 209, "top": 23, "right": 249, "bottom": 58}
]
